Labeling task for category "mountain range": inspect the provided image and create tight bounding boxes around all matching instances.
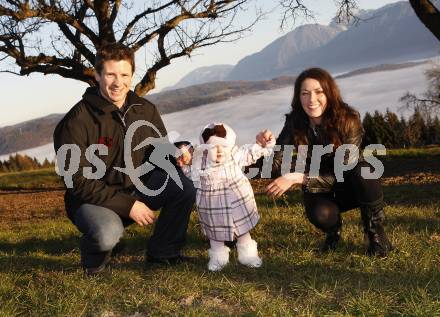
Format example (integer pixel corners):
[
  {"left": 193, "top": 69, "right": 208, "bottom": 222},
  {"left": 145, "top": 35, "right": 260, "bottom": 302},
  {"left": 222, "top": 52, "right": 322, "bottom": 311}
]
[
  {"left": 163, "top": 65, "right": 234, "bottom": 91},
  {"left": 1, "top": 0, "right": 439, "bottom": 157},
  {"left": 0, "top": 61, "right": 432, "bottom": 163},
  {"left": 177, "top": 1, "right": 440, "bottom": 86},
  {"left": 0, "top": 76, "right": 297, "bottom": 156},
  {"left": 0, "top": 61, "right": 429, "bottom": 157}
]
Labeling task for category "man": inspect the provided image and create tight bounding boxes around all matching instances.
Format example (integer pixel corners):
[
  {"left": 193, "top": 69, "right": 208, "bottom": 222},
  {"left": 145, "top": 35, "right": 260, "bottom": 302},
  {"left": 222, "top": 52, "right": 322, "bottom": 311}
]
[{"left": 54, "top": 43, "right": 196, "bottom": 275}]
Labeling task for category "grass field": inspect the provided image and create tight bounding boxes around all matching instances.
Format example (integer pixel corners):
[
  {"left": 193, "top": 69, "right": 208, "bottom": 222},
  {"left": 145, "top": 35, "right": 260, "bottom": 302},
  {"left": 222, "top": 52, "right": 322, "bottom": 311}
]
[
  {"left": 0, "top": 168, "right": 62, "bottom": 190},
  {"left": 0, "top": 148, "right": 439, "bottom": 316}
]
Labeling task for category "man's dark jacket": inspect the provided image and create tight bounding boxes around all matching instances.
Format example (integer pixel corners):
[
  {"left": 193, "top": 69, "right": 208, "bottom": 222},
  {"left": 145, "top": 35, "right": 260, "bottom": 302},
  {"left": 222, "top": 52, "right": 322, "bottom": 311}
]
[{"left": 53, "top": 87, "right": 167, "bottom": 220}]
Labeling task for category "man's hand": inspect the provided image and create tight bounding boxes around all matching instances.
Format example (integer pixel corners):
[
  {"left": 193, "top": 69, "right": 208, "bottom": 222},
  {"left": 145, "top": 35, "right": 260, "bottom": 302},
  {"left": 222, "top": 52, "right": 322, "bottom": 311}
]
[
  {"left": 266, "top": 173, "right": 306, "bottom": 198},
  {"left": 256, "top": 129, "right": 274, "bottom": 147},
  {"left": 129, "top": 200, "right": 156, "bottom": 226}
]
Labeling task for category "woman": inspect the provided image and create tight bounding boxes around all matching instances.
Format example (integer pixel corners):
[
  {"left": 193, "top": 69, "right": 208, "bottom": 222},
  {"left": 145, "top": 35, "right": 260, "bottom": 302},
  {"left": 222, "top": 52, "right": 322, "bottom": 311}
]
[{"left": 266, "top": 68, "right": 393, "bottom": 256}]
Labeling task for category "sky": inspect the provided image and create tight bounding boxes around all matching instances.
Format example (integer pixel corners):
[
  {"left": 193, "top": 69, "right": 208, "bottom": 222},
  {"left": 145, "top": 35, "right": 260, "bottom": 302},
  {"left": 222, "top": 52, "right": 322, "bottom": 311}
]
[{"left": 0, "top": 0, "right": 403, "bottom": 127}]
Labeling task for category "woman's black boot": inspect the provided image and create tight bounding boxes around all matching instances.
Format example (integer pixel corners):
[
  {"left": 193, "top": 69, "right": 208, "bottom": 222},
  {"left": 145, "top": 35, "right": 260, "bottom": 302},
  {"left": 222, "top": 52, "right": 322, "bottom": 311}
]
[
  {"left": 361, "top": 202, "right": 393, "bottom": 257},
  {"left": 321, "top": 218, "right": 342, "bottom": 252}
]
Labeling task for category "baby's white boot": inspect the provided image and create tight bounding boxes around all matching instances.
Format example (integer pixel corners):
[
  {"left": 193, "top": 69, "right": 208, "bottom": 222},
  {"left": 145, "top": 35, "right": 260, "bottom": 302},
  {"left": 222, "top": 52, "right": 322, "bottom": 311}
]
[
  {"left": 208, "top": 246, "right": 230, "bottom": 271},
  {"left": 237, "top": 239, "right": 262, "bottom": 268}
]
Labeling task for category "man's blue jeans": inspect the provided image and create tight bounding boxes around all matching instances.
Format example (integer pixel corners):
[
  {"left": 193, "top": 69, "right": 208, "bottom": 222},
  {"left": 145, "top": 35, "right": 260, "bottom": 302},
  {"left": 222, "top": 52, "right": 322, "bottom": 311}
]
[{"left": 73, "top": 168, "right": 196, "bottom": 269}]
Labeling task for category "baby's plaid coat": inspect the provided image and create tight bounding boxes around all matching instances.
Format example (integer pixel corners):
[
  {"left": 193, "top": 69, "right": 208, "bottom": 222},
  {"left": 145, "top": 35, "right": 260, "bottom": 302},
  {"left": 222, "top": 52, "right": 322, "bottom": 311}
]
[{"left": 190, "top": 144, "right": 270, "bottom": 241}]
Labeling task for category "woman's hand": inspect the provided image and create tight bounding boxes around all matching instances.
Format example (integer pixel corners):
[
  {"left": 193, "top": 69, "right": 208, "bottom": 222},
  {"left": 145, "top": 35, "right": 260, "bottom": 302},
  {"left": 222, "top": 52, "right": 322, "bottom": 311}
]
[{"left": 266, "top": 173, "right": 306, "bottom": 198}]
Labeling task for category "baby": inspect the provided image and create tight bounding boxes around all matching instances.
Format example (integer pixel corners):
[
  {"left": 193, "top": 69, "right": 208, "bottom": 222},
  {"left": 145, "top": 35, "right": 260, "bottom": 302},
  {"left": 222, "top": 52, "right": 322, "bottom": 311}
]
[{"left": 176, "top": 123, "right": 274, "bottom": 271}]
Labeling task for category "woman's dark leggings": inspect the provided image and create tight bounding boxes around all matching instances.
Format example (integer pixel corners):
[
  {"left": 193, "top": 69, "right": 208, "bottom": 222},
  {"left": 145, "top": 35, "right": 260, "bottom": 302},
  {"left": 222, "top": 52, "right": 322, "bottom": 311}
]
[{"left": 303, "top": 161, "right": 384, "bottom": 233}]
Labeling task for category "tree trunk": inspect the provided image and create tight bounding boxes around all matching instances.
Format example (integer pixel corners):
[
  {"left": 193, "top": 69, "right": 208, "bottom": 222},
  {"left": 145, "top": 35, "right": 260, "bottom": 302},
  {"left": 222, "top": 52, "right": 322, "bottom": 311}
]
[{"left": 409, "top": 0, "right": 440, "bottom": 42}]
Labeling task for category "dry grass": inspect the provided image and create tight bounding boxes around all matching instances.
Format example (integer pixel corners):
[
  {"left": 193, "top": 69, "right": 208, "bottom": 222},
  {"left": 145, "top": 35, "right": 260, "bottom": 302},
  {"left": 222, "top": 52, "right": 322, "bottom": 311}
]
[{"left": 0, "top": 148, "right": 439, "bottom": 316}]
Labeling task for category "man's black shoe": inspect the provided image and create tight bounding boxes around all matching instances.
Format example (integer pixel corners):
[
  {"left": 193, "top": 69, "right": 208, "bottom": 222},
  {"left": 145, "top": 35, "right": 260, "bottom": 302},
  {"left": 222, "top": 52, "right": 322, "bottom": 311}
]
[
  {"left": 145, "top": 254, "right": 195, "bottom": 266},
  {"left": 84, "top": 264, "right": 107, "bottom": 277},
  {"left": 111, "top": 240, "right": 126, "bottom": 257},
  {"left": 83, "top": 253, "right": 111, "bottom": 277}
]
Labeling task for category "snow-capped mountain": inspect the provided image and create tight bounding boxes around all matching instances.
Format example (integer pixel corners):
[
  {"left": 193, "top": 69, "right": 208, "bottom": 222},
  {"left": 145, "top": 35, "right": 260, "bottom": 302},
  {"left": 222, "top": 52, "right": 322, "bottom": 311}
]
[
  {"left": 163, "top": 64, "right": 234, "bottom": 91},
  {"left": 227, "top": 1, "right": 439, "bottom": 80}
]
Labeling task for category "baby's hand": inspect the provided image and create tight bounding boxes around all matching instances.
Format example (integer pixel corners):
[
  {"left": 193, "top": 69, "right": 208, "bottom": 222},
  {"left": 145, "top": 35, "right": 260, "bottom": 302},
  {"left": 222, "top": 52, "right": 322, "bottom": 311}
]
[
  {"left": 256, "top": 129, "right": 274, "bottom": 148},
  {"left": 176, "top": 145, "right": 193, "bottom": 167}
]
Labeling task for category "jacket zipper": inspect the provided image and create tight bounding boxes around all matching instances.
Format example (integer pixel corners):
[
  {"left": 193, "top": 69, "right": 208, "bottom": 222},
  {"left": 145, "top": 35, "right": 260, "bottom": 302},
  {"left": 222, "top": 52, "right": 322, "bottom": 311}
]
[
  {"left": 116, "top": 103, "right": 142, "bottom": 129},
  {"left": 115, "top": 103, "right": 142, "bottom": 177}
]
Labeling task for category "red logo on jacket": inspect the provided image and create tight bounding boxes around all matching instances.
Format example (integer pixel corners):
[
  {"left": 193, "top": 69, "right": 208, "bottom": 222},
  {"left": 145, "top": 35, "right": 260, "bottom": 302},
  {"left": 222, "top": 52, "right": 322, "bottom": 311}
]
[{"left": 98, "top": 136, "right": 113, "bottom": 148}]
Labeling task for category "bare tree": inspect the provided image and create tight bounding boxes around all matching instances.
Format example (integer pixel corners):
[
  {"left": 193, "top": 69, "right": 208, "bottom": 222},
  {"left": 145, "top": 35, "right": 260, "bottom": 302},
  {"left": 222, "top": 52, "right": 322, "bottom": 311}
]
[
  {"left": 0, "top": 0, "right": 260, "bottom": 96},
  {"left": 278, "top": 0, "right": 315, "bottom": 30},
  {"left": 400, "top": 61, "right": 440, "bottom": 118},
  {"left": 278, "top": 0, "right": 362, "bottom": 30},
  {"left": 278, "top": 0, "right": 440, "bottom": 41}
]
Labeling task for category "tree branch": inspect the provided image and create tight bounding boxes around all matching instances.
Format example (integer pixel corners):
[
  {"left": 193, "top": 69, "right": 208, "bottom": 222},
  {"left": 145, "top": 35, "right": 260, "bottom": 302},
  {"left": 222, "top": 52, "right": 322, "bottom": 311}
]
[
  {"left": 0, "top": 0, "right": 259, "bottom": 96},
  {"left": 54, "top": 2, "right": 95, "bottom": 64},
  {"left": 0, "top": 2, "right": 99, "bottom": 44},
  {"left": 119, "top": 0, "right": 178, "bottom": 43},
  {"left": 131, "top": 0, "right": 241, "bottom": 52},
  {"left": 334, "top": 0, "right": 360, "bottom": 25},
  {"left": 109, "top": 0, "right": 121, "bottom": 27},
  {"left": 279, "top": 0, "right": 315, "bottom": 30},
  {"left": 278, "top": 0, "right": 363, "bottom": 29},
  {"left": 20, "top": 62, "right": 95, "bottom": 84},
  {"left": 0, "top": 69, "right": 21, "bottom": 75},
  {"left": 409, "top": 0, "right": 440, "bottom": 42},
  {"left": 134, "top": 5, "right": 258, "bottom": 95}
]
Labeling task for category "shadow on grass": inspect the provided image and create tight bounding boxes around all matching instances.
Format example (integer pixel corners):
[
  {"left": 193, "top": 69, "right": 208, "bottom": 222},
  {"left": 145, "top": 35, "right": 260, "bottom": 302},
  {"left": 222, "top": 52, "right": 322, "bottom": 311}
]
[
  {"left": 257, "top": 182, "right": 440, "bottom": 211},
  {"left": 0, "top": 226, "right": 208, "bottom": 272},
  {"left": 0, "top": 254, "right": 77, "bottom": 272},
  {"left": 259, "top": 217, "right": 371, "bottom": 253},
  {"left": 383, "top": 157, "right": 440, "bottom": 176},
  {"left": 383, "top": 182, "right": 440, "bottom": 206},
  {"left": 224, "top": 257, "right": 440, "bottom": 302},
  {"left": 127, "top": 247, "right": 440, "bottom": 301},
  {"left": 386, "top": 214, "right": 440, "bottom": 234},
  {"left": 320, "top": 211, "right": 440, "bottom": 237},
  {"left": 1, "top": 210, "right": 438, "bottom": 279},
  {"left": 2, "top": 231, "right": 440, "bottom": 305},
  {"left": 0, "top": 235, "right": 80, "bottom": 255}
]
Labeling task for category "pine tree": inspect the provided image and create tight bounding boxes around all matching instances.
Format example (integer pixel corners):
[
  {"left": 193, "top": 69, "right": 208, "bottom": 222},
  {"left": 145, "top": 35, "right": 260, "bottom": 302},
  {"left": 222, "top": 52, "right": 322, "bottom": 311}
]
[
  {"left": 372, "top": 111, "right": 388, "bottom": 146},
  {"left": 33, "top": 157, "right": 41, "bottom": 169},
  {"left": 400, "top": 116, "right": 409, "bottom": 148},
  {"left": 432, "top": 116, "right": 440, "bottom": 145},
  {"left": 42, "top": 158, "right": 52, "bottom": 168},
  {"left": 421, "top": 113, "right": 432, "bottom": 145},
  {"left": 362, "top": 112, "right": 376, "bottom": 146},
  {"left": 8, "top": 154, "right": 18, "bottom": 172},
  {"left": 2, "top": 160, "right": 9, "bottom": 172},
  {"left": 407, "top": 110, "right": 425, "bottom": 147},
  {"left": 384, "top": 109, "right": 402, "bottom": 148}
]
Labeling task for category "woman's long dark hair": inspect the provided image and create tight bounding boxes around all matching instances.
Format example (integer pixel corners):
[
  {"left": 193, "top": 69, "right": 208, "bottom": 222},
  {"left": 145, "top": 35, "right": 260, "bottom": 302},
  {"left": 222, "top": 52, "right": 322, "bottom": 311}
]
[{"left": 289, "top": 67, "right": 361, "bottom": 148}]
